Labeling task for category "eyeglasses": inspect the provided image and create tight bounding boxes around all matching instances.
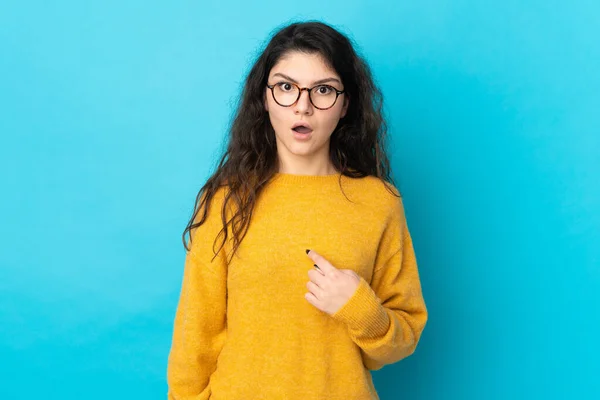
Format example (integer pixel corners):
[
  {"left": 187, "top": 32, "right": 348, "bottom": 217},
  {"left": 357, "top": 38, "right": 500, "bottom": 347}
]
[{"left": 266, "top": 82, "right": 345, "bottom": 110}]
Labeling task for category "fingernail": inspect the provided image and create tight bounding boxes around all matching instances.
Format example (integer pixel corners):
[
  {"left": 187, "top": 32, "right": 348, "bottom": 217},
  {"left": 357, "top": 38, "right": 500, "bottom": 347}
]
[{"left": 305, "top": 249, "right": 310, "bottom": 254}]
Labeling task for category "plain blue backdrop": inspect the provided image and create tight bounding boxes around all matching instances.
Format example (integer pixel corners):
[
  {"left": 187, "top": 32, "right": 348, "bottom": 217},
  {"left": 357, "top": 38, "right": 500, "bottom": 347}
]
[{"left": 1, "top": 1, "right": 598, "bottom": 399}]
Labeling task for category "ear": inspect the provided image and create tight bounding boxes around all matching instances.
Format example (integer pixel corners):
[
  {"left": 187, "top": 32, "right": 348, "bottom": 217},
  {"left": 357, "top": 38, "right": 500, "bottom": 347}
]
[
  {"left": 264, "top": 90, "right": 269, "bottom": 112},
  {"left": 340, "top": 94, "right": 349, "bottom": 118}
]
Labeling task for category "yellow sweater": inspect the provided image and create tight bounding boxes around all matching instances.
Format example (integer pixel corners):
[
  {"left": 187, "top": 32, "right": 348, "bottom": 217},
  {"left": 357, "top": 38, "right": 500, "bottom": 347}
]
[{"left": 167, "top": 172, "right": 428, "bottom": 400}]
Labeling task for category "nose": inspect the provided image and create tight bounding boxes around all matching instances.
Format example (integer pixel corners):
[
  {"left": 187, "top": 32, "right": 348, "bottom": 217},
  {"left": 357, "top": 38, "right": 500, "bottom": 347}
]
[{"left": 294, "top": 88, "right": 313, "bottom": 115}]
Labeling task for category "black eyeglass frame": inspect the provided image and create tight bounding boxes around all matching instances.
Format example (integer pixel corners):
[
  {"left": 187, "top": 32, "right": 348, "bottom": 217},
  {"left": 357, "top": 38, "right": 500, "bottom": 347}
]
[{"left": 266, "top": 82, "right": 345, "bottom": 110}]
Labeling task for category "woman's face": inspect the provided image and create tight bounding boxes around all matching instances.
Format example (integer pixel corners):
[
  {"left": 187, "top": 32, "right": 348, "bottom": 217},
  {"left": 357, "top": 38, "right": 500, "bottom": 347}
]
[{"left": 264, "top": 51, "right": 349, "bottom": 172}]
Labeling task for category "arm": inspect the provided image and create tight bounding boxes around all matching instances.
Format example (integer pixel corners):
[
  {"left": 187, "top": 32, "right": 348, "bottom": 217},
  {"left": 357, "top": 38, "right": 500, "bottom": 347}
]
[
  {"left": 167, "top": 190, "right": 228, "bottom": 399},
  {"left": 330, "top": 196, "right": 428, "bottom": 371}
]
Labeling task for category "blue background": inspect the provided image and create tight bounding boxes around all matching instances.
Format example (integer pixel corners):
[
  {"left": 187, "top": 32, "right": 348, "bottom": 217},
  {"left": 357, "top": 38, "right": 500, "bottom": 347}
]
[{"left": 1, "top": 1, "right": 598, "bottom": 399}]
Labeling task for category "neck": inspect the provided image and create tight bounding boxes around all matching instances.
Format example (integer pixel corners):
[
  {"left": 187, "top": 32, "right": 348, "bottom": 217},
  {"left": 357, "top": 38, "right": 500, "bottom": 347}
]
[{"left": 276, "top": 160, "right": 338, "bottom": 176}]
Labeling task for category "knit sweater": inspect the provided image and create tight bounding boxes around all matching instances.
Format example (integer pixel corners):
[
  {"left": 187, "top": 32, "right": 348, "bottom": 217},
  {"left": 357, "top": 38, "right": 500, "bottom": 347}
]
[{"left": 167, "top": 172, "right": 428, "bottom": 400}]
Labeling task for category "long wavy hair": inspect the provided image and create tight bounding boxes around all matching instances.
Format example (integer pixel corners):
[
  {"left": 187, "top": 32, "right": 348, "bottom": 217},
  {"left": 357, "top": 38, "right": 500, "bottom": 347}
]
[{"left": 183, "top": 20, "right": 400, "bottom": 264}]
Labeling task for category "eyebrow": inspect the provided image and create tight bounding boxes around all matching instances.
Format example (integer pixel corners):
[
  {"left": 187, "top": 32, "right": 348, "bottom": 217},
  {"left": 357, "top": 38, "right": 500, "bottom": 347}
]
[{"left": 271, "top": 73, "right": 341, "bottom": 86}]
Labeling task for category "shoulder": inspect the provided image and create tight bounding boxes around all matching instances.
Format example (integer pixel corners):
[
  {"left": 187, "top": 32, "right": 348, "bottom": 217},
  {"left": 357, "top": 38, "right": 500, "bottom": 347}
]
[
  {"left": 344, "top": 174, "right": 403, "bottom": 209},
  {"left": 193, "top": 184, "right": 231, "bottom": 227}
]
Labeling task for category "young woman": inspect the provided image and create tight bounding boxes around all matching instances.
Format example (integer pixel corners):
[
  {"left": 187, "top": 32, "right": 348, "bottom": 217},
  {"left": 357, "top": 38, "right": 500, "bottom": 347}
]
[{"left": 167, "top": 20, "right": 428, "bottom": 400}]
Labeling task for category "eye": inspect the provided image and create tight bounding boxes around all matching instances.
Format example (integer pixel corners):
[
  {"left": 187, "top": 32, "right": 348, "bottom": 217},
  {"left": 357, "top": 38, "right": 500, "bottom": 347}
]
[
  {"left": 315, "top": 85, "right": 333, "bottom": 95},
  {"left": 277, "top": 82, "right": 295, "bottom": 92}
]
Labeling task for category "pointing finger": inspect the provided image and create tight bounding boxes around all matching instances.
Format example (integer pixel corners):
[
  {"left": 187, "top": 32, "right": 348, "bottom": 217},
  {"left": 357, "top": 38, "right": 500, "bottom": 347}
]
[{"left": 306, "top": 249, "right": 336, "bottom": 274}]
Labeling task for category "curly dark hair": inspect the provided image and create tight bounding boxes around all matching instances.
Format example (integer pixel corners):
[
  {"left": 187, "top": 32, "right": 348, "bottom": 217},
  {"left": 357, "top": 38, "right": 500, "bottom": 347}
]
[{"left": 182, "top": 20, "right": 400, "bottom": 264}]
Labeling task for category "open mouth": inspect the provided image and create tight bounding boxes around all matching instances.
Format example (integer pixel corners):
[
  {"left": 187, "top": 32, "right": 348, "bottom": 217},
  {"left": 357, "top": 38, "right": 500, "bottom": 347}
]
[{"left": 292, "top": 126, "right": 313, "bottom": 134}]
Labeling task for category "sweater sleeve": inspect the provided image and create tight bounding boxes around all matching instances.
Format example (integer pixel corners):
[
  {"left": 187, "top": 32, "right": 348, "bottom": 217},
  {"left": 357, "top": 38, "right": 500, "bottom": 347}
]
[
  {"left": 330, "top": 196, "right": 428, "bottom": 371},
  {"left": 167, "top": 189, "right": 229, "bottom": 399}
]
